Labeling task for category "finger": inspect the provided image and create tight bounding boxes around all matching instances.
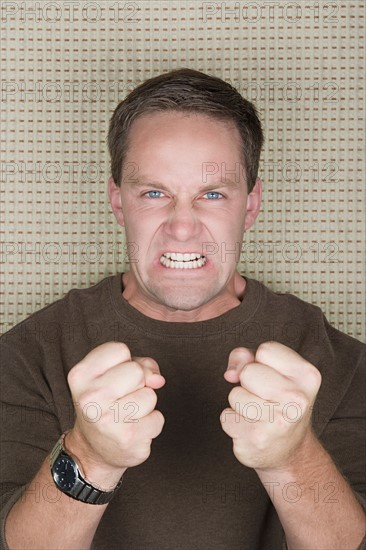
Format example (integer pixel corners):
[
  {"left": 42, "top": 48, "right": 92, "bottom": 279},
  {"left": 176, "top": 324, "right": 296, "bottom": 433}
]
[
  {"left": 225, "top": 347, "right": 256, "bottom": 383},
  {"left": 69, "top": 342, "right": 132, "bottom": 390},
  {"left": 133, "top": 357, "right": 166, "bottom": 389},
  {"left": 123, "top": 411, "right": 164, "bottom": 462},
  {"left": 238, "top": 362, "right": 294, "bottom": 401},
  {"left": 254, "top": 341, "right": 321, "bottom": 394},
  {"left": 93, "top": 360, "right": 147, "bottom": 403},
  {"left": 137, "top": 409, "right": 165, "bottom": 440},
  {"left": 227, "top": 385, "right": 278, "bottom": 422},
  {"left": 114, "top": 387, "right": 158, "bottom": 421},
  {"left": 116, "top": 410, "right": 165, "bottom": 464},
  {"left": 220, "top": 407, "right": 251, "bottom": 440}
]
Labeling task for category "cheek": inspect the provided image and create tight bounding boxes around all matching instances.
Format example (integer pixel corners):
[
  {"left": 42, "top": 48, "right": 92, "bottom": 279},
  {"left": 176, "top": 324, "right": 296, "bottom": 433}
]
[
  {"left": 209, "top": 215, "right": 243, "bottom": 237},
  {"left": 123, "top": 204, "right": 158, "bottom": 231},
  {"left": 124, "top": 218, "right": 159, "bottom": 256}
]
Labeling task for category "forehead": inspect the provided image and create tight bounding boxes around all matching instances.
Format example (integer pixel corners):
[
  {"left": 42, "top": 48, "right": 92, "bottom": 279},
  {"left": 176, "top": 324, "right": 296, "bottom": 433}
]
[
  {"left": 125, "top": 112, "right": 243, "bottom": 166},
  {"left": 121, "top": 112, "right": 246, "bottom": 189},
  {"left": 127, "top": 111, "right": 241, "bottom": 145}
]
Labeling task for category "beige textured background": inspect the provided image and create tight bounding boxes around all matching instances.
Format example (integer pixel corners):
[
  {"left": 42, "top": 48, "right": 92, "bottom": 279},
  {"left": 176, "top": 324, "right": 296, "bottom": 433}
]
[{"left": 1, "top": 0, "right": 365, "bottom": 342}]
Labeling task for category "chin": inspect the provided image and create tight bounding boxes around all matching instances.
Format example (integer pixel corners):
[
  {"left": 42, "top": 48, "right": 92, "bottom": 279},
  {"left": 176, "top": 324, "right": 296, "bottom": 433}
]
[{"left": 150, "top": 287, "right": 214, "bottom": 312}]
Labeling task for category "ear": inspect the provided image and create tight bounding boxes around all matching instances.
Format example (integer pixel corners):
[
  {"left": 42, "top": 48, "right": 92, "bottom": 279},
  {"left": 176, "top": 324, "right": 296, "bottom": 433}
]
[
  {"left": 244, "top": 177, "right": 262, "bottom": 231},
  {"left": 108, "top": 176, "right": 125, "bottom": 227}
]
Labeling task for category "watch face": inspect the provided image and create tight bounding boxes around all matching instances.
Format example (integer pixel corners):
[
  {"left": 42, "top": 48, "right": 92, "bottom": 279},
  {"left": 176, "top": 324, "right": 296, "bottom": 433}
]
[{"left": 53, "top": 457, "right": 77, "bottom": 491}]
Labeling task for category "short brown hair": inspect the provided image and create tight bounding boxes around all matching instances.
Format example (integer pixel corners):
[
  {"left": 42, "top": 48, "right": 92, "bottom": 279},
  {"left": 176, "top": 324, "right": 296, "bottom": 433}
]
[{"left": 107, "top": 68, "right": 264, "bottom": 193}]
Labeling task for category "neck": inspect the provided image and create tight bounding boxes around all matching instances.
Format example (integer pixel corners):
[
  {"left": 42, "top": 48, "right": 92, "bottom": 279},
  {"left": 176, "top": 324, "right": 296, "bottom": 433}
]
[{"left": 121, "top": 271, "right": 246, "bottom": 322}]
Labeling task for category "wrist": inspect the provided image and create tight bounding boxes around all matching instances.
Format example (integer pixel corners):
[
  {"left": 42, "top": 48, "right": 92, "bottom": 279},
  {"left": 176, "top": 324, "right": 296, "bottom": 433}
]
[
  {"left": 255, "top": 430, "right": 321, "bottom": 480},
  {"left": 65, "top": 430, "right": 126, "bottom": 492}
]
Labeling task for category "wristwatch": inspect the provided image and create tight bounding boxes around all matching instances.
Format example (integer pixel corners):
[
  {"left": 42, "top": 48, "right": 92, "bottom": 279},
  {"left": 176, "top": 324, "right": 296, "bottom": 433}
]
[{"left": 50, "top": 432, "right": 123, "bottom": 505}]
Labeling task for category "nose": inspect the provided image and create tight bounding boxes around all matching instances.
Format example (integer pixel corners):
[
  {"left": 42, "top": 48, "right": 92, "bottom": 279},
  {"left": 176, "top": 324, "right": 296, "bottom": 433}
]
[{"left": 163, "top": 199, "right": 202, "bottom": 241}]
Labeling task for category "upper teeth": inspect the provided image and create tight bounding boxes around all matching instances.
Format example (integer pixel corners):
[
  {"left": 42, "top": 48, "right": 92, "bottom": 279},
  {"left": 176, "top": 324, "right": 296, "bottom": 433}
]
[
  {"left": 163, "top": 252, "right": 204, "bottom": 261},
  {"left": 160, "top": 252, "right": 207, "bottom": 270}
]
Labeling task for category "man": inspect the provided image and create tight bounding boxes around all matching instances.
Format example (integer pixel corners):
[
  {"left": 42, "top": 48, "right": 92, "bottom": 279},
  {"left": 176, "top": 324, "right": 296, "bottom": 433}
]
[{"left": 1, "top": 68, "right": 365, "bottom": 549}]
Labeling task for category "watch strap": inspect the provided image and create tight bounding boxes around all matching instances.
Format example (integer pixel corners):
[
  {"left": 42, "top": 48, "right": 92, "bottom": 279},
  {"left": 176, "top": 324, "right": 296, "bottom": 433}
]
[{"left": 50, "top": 432, "right": 123, "bottom": 505}]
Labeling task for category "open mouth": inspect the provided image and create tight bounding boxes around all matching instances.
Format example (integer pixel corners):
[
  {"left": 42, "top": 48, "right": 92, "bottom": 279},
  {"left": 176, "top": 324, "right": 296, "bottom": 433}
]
[{"left": 159, "top": 252, "right": 207, "bottom": 269}]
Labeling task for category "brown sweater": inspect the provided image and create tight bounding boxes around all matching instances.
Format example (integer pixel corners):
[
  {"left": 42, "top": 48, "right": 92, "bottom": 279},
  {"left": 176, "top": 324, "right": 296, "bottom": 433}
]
[{"left": 1, "top": 273, "right": 365, "bottom": 549}]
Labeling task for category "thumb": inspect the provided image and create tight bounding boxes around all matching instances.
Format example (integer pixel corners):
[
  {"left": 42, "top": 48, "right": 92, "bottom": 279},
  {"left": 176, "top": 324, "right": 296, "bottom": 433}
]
[
  {"left": 133, "top": 356, "right": 166, "bottom": 389},
  {"left": 224, "top": 347, "right": 256, "bottom": 384}
]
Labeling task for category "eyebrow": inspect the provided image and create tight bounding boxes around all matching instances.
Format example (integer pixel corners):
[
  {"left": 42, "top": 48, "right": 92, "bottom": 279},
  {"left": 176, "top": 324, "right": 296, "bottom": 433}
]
[{"left": 128, "top": 179, "right": 241, "bottom": 194}]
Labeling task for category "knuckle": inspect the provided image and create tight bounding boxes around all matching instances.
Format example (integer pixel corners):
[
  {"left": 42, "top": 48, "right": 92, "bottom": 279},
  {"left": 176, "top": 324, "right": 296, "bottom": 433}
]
[
  {"left": 108, "top": 341, "right": 131, "bottom": 357},
  {"left": 145, "top": 411, "right": 164, "bottom": 439},
  {"left": 220, "top": 408, "right": 237, "bottom": 430},
  {"left": 220, "top": 411, "right": 233, "bottom": 435},
  {"left": 307, "top": 364, "right": 322, "bottom": 389},
  {"left": 78, "top": 388, "right": 103, "bottom": 411},
  {"left": 128, "top": 361, "right": 145, "bottom": 384},
  {"left": 230, "top": 346, "right": 247, "bottom": 358},
  {"left": 142, "top": 385, "right": 156, "bottom": 398},
  {"left": 67, "top": 369, "right": 75, "bottom": 388},
  {"left": 229, "top": 347, "right": 255, "bottom": 366},
  {"left": 228, "top": 386, "right": 243, "bottom": 407},
  {"left": 120, "top": 423, "right": 136, "bottom": 449},
  {"left": 239, "top": 362, "right": 255, "bottom": 384},
  {"left": 219, "top": 409, "right": 228, "bottom": 425},
  {"left": 255, "top": 341, "right": 273, "bottom": 362},
  {"left": 67, "top": 365, "right": 82, "bottom": 389},
  {"left": 229, "top": 386, "right": 243, "bottom": 400},
  {"left": 286, "top": 391, "right": 307, "bottom": 414},
  {"left": 252, "top": 429, "right": 270, "bottom": 451},
  {"left": 153, "top": 409, "right": 165, "bottom": 429},
  {"left": 139, "top": 444, "right": 152, "bottom": 463},
  {"left": 139, "top": 356, "right": 159, "bottom": 369},
  {"left": 143, "top": 386, "right": 157, "bottom": 406}
]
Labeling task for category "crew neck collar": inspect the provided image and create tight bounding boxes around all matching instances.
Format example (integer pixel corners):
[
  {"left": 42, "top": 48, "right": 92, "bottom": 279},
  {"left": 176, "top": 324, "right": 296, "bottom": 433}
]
[{"left": 108, "top": 272, "right": 263, "bottom": 338}]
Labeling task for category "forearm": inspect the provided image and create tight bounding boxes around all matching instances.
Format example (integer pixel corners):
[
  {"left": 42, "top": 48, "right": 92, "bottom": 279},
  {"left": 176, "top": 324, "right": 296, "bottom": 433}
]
[
  {"left": 5, "top": 428, "right": 127, "bottom": 550},
  {"left": 256, "top": 432, "right": 366, "bottom": 549},
  {"left": 3, "top": 343, "right": 163, "bottom": 549},
  {"left": 4, "top": 456, "right": 108, "bottom": 550}
]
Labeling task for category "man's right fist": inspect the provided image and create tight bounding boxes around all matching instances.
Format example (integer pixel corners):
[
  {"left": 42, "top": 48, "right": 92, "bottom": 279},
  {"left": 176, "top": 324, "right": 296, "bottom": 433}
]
[{"left": 65, "top": 342, "right": 165, "bottom": 489}]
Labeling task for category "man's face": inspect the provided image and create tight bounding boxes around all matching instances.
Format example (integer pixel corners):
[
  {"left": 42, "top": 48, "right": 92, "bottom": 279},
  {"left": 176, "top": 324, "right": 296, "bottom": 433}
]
[{"left": 109, "top": 111, "right": 261, "bottom": 321}]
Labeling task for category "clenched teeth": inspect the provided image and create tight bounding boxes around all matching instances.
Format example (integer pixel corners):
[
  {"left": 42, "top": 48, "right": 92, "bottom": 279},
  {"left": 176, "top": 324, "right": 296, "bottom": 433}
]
[
  {"left": 163, "top": 252, "right": 204, "bottom": 261},
  {"left": 160, "top": 253, "right": 207, "bottom": 269}
]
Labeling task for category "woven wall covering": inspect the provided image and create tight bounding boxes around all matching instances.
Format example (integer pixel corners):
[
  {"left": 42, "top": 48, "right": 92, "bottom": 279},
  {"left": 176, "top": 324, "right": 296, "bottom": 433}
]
[{"left": 1, "top": 0, "right": 365, "bottom": 342}]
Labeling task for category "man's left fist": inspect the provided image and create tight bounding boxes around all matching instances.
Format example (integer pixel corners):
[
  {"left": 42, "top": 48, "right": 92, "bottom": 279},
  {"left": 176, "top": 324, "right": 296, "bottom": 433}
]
[{"left": 220, "top": 341, "right": 322, "bottom": 471}]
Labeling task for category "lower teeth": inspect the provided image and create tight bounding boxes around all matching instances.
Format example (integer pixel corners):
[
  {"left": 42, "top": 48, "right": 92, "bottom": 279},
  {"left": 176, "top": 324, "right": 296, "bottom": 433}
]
[{"left": 161, "top": 257, "right": 206, "bottom": 269}]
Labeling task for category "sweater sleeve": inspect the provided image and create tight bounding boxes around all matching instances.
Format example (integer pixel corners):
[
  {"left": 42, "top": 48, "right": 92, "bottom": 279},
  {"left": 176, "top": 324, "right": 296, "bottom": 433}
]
[
  {"left": 317, "top": 348, "right": 366, "bottom": 549},
  {"left": 0, "top": 328, "right": 63, "bottom": 550},
  {"left": 313, "top": 314, "right": 366, "bottom": 498}
]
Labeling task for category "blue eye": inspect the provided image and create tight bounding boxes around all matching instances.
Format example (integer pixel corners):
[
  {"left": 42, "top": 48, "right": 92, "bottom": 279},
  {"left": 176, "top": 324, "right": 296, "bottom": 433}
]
[
  {"left": 145, "top": 190, "right": 164, "bottom": 199},
  {"left": 204, "top": 192, "right": 223, "bottom": 200}
]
